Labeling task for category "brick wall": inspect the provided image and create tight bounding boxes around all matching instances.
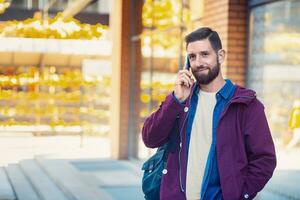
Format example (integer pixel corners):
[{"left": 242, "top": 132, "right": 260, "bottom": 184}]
[{"left": 202, "top": 0, "right": 247, "bottom": 86}]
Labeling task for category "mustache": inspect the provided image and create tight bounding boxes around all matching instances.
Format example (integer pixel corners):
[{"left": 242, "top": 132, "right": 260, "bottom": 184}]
[{"left": 194, "top": 65, "right": 210, "bottom": 71}]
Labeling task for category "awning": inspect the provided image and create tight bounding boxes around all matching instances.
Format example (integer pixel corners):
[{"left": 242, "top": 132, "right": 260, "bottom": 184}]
[{"left": 0, "top": 37, "right": 111, "bottom": 67}]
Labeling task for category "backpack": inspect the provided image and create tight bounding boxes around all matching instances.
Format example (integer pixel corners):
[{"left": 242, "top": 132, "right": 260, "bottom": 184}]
[{"left": 141, "top": 118, "right": 179, "bottom": 200}]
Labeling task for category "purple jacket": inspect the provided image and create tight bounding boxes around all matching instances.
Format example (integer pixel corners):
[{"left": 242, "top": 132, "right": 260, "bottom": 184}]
[{"left": 142, "top": 85, "right": 276, "bottom": 200}]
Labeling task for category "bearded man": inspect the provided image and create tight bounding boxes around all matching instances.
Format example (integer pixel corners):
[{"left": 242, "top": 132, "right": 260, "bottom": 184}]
[{"left": 142, "top": 27, "right": 276, "bottom": 200}]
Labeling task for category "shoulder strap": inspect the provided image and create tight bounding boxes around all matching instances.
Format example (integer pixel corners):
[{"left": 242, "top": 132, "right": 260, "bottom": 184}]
[{"left": 162, "top": 117, "right": 179, "bottom": 159}]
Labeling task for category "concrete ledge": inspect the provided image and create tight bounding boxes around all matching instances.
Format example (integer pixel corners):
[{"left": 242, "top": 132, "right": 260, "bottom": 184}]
[
  {"left": 35, "top": 157, "right": 113, "bottom": 200},
  {"left": 5, "top": 164, "right": 39, "bottom": 200},
  {"left": 0, "top": 167, "right": 16, "bottom": 200},
  {"left": 19, "top": 160, "right": 68, "bottom": 200}
]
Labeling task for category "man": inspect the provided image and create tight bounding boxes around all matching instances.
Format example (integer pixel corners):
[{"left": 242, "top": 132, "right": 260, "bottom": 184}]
[{"left": 142, "top": 27, "right": 276, "bottom": 200}]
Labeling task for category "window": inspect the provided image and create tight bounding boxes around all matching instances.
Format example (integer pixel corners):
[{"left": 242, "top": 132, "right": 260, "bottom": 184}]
[{"left": 248, "top": 0, "right": 300, "bottom": 137}]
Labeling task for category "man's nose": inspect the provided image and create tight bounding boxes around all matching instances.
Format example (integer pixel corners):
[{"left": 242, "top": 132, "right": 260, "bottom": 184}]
[{"left": 194, "top": 55, "right": 205, "bottom": 66}]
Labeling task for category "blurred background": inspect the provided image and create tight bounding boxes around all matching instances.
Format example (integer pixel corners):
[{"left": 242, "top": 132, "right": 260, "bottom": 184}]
[{"left": 0, "top": 0, "right": 299, "bottom": 199}]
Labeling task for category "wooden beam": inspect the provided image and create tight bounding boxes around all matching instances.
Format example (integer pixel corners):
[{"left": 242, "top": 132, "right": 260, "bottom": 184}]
[{"left": 110, "top": 0, "right": 142, "bottom": 159}]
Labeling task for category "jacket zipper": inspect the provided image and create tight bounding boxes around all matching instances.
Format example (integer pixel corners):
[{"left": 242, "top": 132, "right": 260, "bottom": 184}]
[
  {"left": 178, "top": 112, "right": 189, "bottom": 193},
  {"left": 177, "top": 87, "right": 195, "bottom": 194}
]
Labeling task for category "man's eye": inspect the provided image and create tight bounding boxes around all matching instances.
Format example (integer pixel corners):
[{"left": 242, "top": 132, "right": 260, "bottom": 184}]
[{"left": 189, "top": 55, "right": 196, "bottom": 60}]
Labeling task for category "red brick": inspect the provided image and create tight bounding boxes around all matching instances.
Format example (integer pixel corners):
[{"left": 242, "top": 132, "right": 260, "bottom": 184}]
[
  {"left": 228, "top": 18, "right": 246, "bottom": 26},
  {"left": 230, "top": 32, "right": 246, "bottom": 39},
  {"left": 228, "top": 61, "right": 245, "bottom": 67},
  {"left": 237, "top": 54, "right": 246, "bottom": 60},
  {"left": 203, "top": 0, "right": 247, "bottom": 86},
  {"left": 229, "top": 4, "right": 246, "bottom": 12},
  {"left": 238, "top": 11, "right": 247, "bottom": 18}
]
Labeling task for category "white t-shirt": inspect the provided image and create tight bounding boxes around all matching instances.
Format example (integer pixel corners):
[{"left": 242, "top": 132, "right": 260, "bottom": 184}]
[{"left": 186, "top": 90, "right": 217, "bottom": 200}]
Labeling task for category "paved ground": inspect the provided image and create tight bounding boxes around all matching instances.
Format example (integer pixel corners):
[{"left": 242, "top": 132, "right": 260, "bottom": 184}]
[
  {"left": 0, "top": 134, "right": 111, "bottom": 166},
  {"left": 0, "top": 135, "right": 299, "bottom": 199},
  {"left": 255, "top": 143, "right": 300, "bottom": 200},
  {"left": 70, "top": 158, "right": 144, "bottom": 200}
]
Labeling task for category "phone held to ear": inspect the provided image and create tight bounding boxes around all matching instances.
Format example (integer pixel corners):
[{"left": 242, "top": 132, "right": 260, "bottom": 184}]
[
  {"left": 183, "top": 55, "right": 194, "bottom": 88},
  {"left": 185, "top": 55, "right": 191, "bottom": 70}
]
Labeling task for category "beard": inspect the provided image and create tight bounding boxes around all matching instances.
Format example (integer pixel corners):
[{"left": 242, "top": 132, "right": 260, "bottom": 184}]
[{"left": 191, "top": 59, "right": 220, "bottom": 85}]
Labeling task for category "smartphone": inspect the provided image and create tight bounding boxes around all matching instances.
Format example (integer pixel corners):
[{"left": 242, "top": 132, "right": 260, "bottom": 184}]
[
  {"left": 185, "top": 55, "right": 191, "bottom": 70},
  {"left": 185, "top": 55, "right": 194, "bottom": 84}
]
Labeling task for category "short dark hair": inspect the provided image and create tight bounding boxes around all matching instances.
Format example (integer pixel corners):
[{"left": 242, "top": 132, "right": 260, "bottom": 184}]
[{"left": 185, "top": 27, "right": 222, "bottom": 53}]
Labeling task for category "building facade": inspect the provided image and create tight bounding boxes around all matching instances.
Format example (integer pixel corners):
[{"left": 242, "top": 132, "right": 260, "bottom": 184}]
[{"left": 136, "top": 0, "right": 300, "bottom": 158}]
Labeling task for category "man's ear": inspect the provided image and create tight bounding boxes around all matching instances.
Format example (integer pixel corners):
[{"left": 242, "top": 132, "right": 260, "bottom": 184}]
[{"left": 218, "top": 49, "right": 226, "bottom": 63}]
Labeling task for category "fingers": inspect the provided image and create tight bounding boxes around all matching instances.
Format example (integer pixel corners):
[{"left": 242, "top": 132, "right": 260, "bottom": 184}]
[
  {"left": 176, "top": 70, "right": 194, "bottom": 87},
  {"left": 179, "top": 70, "right": 192, "bottom": 78}
]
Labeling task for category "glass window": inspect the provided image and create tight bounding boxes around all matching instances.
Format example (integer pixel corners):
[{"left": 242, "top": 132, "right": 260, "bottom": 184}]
[
  {"left": 11, "top": 0, "right": 27, "bottom": 8},
  {"left": 52, "top": 0, "right": 68, "bottom": 10},
  {"left": 248, "top": 0, "right": 300, "bottom": 138},
  {"left": 138, "top": 0, "right": 194, "bottom": 158}
]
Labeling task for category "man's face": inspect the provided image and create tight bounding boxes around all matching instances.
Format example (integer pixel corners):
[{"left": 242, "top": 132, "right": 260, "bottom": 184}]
[{"left": 187, "top": 39, "right": 221, "bottom": 85}]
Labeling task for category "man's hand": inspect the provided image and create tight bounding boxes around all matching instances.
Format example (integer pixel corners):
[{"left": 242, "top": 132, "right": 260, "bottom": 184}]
[{"left": 174, "top": 70, "right": 194, "bottom": 102}]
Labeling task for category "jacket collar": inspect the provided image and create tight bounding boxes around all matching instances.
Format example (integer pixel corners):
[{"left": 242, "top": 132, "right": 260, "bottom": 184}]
[
  {"left": 188, "top": 79, "right": 235, "bottom": 101},
  {"left": 217, "top": 79, "right": 235, "bottom": 100},
  {"left": 231, "top": 85, "right": 257, "bottom": 105},
  {"left": 188, "top": 80, "right": 257, "bottom": 106}
]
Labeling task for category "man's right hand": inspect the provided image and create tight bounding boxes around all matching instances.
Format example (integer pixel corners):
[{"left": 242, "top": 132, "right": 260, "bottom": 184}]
[{"left": 174, "top": 70, "right": 194, "bottom": 102}]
